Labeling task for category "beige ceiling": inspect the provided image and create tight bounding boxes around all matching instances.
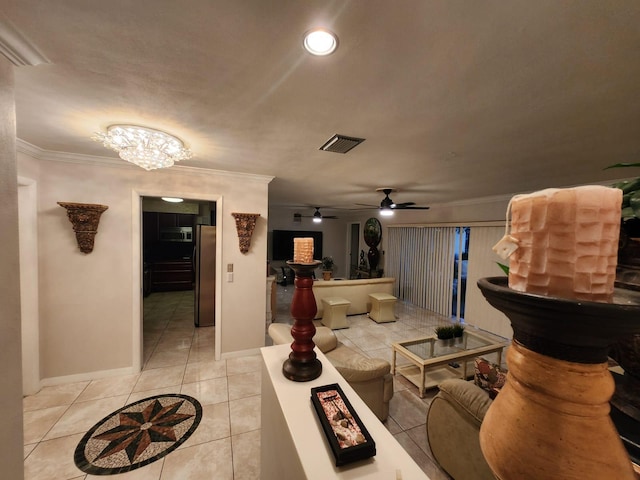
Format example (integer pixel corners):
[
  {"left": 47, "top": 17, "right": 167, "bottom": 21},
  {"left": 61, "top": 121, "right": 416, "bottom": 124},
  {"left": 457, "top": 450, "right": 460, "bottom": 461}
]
[{"left": 4, "top": 1, "right": 640, "bottom": 214}]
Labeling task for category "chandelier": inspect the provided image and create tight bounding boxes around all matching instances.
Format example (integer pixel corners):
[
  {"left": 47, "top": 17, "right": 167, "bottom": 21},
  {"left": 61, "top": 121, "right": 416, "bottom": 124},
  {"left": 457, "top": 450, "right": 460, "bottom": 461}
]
[{"left": 92, "top": 125, "right": 192, "bottom": 171}]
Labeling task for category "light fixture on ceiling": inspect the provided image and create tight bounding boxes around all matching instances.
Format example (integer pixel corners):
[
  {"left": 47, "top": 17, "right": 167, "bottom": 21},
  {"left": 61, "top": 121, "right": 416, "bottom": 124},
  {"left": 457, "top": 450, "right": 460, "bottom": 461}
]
[
  {"left": 303, "top": 28, "right": 338, "bottom": 56},
  {"left": 92, "top": 125, "right": 192, "bottom": 171},
  {"left": 161, "top": 197, "right": 183, "bottom": 203},
  {"left": 313, "top": 208, "right": 322, "bottom": 223},
  {"left": 380, "top": 190, "right": 395, "bottom": 216}
]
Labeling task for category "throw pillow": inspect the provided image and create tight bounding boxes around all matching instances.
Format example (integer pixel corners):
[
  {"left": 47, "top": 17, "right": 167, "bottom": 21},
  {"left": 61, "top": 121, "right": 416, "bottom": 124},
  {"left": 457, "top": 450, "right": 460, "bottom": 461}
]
[{"left": 474, "top": 357, "right": 507, "bottom": 399}]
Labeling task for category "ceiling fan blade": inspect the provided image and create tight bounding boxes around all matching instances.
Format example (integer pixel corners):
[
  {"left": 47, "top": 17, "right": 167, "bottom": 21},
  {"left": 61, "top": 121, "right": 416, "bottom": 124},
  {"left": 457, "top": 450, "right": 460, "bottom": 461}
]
[
  {"left": 355, "top": 203, "right": 380, "bottom": 208},
  {"left": 392, "top": 202, "right": 416, "bottom": 208},
  {"left": 395, "top": 206, "right": 430, "bottom": 210}
]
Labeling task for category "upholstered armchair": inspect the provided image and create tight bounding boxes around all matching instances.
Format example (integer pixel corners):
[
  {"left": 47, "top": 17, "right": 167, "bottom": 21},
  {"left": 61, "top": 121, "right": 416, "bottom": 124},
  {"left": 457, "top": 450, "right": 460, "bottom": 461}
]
[{"left": 268, "top": 323, "right": 394, "bottom": 421}]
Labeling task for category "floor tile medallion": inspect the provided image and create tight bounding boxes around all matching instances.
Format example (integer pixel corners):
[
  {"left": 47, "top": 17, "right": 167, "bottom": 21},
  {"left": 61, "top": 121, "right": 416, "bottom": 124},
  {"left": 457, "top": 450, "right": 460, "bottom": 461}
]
[{"left": 74, "top": 394, "right": 202, "bottom": 475}]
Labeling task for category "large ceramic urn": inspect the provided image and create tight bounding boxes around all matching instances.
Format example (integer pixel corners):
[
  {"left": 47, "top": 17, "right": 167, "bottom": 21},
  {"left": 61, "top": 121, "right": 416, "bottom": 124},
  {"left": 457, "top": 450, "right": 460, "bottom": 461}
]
[{"left": 478, "top": 278, "right": 640, "bottom": 480}]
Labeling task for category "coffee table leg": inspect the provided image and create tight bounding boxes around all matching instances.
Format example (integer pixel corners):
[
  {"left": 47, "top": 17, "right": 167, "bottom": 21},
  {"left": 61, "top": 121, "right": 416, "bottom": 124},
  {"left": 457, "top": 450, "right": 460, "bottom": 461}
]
[
  {"left": 420, "top": 365, "right": 425, "bottom": 398},
  {"left": 391, "top": 348, "right": 396, "bottom": 374}
]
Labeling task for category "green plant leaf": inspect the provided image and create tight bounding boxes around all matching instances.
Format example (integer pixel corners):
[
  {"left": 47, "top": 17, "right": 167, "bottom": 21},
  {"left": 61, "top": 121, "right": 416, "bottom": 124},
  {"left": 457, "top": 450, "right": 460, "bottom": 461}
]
[
  {"left": 604, "top": 163, "right": 640, "bottom": 170},
  {"left": 621, "top": 178, "right": 640, "bottom": 194},
  {"left": 434, "top": 325, "right": 455, "bottom": 339},
  {"left": 497, "top": 262, "right": 510, "bottom": 275},
  {"left": 630, "top": 190, "right": 640, "bottom": 218},
  {"left": 622, "top": 206, "right": 636, "bottom": 219}
]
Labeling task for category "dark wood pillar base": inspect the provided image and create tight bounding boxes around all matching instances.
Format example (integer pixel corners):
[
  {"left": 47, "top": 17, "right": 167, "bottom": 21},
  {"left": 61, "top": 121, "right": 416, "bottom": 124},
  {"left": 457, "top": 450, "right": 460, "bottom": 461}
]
[{"left": 282, "top": 260, "right": 322, "bottom": 382}]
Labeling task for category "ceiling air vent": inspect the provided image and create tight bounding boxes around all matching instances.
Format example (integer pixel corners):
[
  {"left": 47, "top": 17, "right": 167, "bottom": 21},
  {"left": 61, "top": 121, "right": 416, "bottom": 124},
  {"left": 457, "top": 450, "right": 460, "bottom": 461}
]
[{"left": 319, "top": 134, "right": 365, "bottom": 154}]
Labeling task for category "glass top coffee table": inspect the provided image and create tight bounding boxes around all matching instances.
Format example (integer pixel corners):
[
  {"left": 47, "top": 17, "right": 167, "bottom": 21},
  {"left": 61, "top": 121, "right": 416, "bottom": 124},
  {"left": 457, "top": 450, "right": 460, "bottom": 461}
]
[{"left": 391, "top": 330, "right": 508, "bottom": 398}]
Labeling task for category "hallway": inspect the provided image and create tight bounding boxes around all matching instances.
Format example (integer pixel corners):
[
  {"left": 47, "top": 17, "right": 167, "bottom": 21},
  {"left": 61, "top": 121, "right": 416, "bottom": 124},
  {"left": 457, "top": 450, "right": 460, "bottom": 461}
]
[{"left": 23, "top": 290, "right": 261, "bottom": 479}]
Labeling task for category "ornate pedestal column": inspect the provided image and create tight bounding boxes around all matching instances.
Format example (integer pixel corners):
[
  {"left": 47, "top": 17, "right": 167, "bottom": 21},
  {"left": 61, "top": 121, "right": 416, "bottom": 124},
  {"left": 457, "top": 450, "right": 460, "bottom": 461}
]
[
  {"left": 282, "top": 261, "right": 322, "bottom": 382},
  {"left": 478, "top": 277, "right": 640, "bottom": 480}
]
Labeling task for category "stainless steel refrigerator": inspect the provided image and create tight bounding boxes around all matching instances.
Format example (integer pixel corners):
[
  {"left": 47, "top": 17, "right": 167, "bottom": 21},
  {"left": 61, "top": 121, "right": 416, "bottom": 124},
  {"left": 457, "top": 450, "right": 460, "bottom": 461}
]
[{"left": 194, "top": 225, "right": 216, "bottom": 327}]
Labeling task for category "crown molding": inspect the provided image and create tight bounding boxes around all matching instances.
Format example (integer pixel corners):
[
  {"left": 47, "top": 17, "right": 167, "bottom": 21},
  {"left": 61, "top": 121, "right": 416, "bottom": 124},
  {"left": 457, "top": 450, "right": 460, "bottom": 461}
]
[
  {"left": 16, "top": 138, "right": 274, "bottom": 184},
  {"left": 0, "top": 16, "right": 50, "bottom": 66}
]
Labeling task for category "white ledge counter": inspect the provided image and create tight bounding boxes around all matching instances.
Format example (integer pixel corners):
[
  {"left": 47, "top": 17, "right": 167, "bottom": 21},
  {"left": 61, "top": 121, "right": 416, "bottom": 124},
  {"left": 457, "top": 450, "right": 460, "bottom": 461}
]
[{"left": 261, "top": 343, "right": 430, "bottom": 480}]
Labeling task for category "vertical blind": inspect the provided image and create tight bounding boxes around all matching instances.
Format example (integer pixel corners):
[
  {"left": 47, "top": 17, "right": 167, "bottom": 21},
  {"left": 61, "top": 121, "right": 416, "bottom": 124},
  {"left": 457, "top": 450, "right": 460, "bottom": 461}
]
[
  {"left": 386, "top": 224, "right": 512, "bottom": 339},
  {"left": 464, "top": 226, "right": 513, "bottom": 339},
  {"left": 386, "top": 226, "right": 456, "bottom": 317}
]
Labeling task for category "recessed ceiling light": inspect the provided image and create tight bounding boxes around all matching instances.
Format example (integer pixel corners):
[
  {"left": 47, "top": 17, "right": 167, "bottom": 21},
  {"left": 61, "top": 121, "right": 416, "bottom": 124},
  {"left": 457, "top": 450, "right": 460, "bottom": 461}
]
[
  {"left": 303, "top": 28, "right": 338, "bottom": 56},
  {"left": 162, "top": 197, "right": 184, "bottom": 203}
]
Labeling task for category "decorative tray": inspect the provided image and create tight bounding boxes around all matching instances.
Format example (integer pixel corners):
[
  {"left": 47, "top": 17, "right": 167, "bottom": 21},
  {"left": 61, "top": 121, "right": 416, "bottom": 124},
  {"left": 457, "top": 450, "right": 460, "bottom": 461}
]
[{"left": 310, "top": 383, "right": 376, "bottom": 466}]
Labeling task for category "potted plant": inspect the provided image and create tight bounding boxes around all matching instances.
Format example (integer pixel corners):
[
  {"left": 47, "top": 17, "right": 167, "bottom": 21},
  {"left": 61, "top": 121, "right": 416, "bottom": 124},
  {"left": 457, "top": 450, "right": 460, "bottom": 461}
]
[
  {"left": 321, "top": 256, "right": 334, "bottom": 280},
  {"left": 606, "top": 163, "right": 640, "bottom": 384},
  {"left": 452, "top": 324, "right": 465, "bottom": 338},
  {"left": 608, "top": 163, "right": 640, "bottom": 269},
  {"left": 435, "top": 326, "right": 456, "bottom": 345}
]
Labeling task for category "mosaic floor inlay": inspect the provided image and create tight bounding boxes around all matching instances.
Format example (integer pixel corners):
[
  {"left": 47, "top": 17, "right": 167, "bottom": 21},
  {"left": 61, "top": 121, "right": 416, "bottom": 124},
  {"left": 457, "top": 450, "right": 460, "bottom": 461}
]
[{"left": 74, "top": 394, "right": 202, "bottom": 475}]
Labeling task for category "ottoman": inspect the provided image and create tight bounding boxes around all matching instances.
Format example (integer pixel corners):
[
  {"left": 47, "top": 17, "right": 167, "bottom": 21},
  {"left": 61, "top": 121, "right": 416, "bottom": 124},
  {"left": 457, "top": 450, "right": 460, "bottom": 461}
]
[
  {"left": 321, "top": 297, "right": 351, "bottom": 330},
  {"left": 368, "top": 293, "right": 397, "bottom": 323}
]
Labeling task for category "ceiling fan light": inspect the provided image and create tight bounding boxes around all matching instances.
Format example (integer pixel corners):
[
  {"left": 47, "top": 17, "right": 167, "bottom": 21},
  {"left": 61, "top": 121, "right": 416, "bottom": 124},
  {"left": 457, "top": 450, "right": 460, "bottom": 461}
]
[
  {"left": 380, "top": 208, "right": 394, "bottom": 217},
  {"left": 313, "top": 217, "right": 322, "bottom": 223},
  {"left": 162, "top": 197, "right": 184, "bottom": 203}
]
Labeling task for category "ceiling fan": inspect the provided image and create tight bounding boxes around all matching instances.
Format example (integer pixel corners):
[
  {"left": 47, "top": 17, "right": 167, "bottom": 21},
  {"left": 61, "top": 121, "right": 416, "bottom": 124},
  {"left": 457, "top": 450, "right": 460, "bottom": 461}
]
[
  {"left": 294, "top": 207, "right": 339, "bottom": 223},
  {"left": 357, "top": 188, "right": 430, "bottom": 215}
]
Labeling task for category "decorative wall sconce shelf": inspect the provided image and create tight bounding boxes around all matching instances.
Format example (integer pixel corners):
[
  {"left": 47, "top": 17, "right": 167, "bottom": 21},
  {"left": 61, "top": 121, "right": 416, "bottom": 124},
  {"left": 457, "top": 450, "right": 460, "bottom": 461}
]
[
  {"left": 58, "top": 202, "right": 108, "bottom": 254},
  {"left": 231, "top": 213, "right": 260, "bottom": 254}
]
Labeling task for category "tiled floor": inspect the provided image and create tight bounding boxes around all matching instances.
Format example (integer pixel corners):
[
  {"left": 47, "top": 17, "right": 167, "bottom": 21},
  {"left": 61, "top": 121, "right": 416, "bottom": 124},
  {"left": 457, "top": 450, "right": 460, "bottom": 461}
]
[
  {"left": 23, "top": 290, "right": 260, "bottom": 480},
  {"left": 23, "top": 286, "right": 507, "bottom": 479},
  {"left": 270, "top": 284, "right": 506, "bottom": 480}
]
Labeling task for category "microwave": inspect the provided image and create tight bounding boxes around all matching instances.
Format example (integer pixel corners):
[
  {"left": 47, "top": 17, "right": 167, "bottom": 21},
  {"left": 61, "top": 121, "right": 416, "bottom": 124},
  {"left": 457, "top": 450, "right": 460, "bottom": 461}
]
[{"left": 159, "top": 227, "right": 193, "bottom": 242}]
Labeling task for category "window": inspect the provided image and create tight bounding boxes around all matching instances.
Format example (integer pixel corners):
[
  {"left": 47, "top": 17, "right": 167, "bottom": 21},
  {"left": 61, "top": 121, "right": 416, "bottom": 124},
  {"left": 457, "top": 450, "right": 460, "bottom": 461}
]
[{"left": 386, "top": 223, "right": 511, "bottom": 338}]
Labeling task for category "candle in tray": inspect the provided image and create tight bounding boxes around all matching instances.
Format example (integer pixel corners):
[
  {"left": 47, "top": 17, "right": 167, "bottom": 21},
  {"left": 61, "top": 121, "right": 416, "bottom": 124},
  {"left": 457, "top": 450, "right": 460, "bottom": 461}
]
[
  {"left": 505, "top": 185, "right": 621, "bottom": 302},
  {"left": 293, "top": 237, "right": 314, "bottom": 263}
]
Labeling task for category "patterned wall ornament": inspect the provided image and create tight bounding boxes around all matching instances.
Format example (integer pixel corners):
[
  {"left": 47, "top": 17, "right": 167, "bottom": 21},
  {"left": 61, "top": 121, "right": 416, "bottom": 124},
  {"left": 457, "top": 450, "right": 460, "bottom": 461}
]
[
  {"left": 58, "top": 202, "right": 108, "bottom": 254},
  {"left": 231, "top": 212, "right": 260, "bottom": 254}
]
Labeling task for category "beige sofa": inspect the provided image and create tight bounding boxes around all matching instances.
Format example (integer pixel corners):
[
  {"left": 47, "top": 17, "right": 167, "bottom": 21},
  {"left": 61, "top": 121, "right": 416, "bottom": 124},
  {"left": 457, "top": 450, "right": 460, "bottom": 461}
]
[
  {"left": 312, "top": 277, "right": 395, "bottom": 319},
  {"left": 268, "top": 323, "right": 394, "bottom": 421},
  {"left": 426, "top": 379, "right": 495, "bottom": 480}
]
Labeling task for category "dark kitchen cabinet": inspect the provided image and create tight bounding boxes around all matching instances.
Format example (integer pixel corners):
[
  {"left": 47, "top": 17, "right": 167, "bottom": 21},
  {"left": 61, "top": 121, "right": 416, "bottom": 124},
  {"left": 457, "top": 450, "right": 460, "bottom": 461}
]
[
  {"left": 158, "top": 213, "right": 177, "bottom": 228},
  {"left": 143, "top": 212, "right": 196, "bottom": 243},
  {"left": 143, "top": 212, "right": 159, "bottom": 242},
  {"left": 150, "top": 260, "right": 193, "bottom": 292},
  {"left": 177, "top": 214, "right": 195, "bottom": 227}
]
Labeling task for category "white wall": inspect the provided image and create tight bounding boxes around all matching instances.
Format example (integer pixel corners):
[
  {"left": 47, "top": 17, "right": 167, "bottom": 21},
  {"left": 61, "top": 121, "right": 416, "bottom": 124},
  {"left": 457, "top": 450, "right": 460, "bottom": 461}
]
[
  {"left": 17, "top": 147, "right": 271, "bottom": 382},
  {"left": 18, "top": 176, "right": 39, "bottom": 395},
  {"left": 0, "top": 55, "right": 25, "bottom": 479}
]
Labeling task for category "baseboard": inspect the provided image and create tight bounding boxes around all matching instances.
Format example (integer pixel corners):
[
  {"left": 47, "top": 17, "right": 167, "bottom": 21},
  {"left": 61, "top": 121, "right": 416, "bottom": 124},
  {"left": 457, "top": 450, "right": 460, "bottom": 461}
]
[
  {"left": 39, "top": 366, "right": 137, "bottom": 388},
  {"left": 220, "top": 347, "right": 262, "bottom": 360}
]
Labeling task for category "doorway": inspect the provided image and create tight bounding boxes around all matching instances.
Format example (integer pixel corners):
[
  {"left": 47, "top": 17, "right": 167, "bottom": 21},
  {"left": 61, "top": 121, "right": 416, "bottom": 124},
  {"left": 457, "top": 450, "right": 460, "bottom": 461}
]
[
  {"left": 349, "top": 223, "right": 360, "bottom": 279},
  {"left": 141, "top": 196, "right": 217, "bottom": 370},
  {"left": 132, "top": 190, "right": 222, "bottom": 372}
]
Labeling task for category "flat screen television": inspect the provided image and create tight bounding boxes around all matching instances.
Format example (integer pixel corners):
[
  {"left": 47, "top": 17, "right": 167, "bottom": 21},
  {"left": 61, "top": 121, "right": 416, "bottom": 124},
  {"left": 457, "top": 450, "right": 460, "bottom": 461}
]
[{"left": 272, "top": 230, "right": 323, "bottom": 261}]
